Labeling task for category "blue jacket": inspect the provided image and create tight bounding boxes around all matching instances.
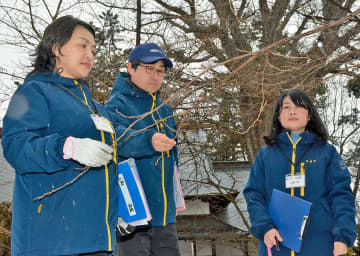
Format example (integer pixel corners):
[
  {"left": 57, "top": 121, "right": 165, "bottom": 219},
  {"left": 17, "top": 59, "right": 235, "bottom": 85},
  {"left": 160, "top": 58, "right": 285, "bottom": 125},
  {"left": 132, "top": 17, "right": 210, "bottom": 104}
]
[
  {"left": 243, "top": 131, "right": 356, "bottom": 256},
  {"left": 2, "top": 72, "right": 118, "bottom": 256},
  {"left": 106, "top": 72, "right": 178, "bottom": 227}
]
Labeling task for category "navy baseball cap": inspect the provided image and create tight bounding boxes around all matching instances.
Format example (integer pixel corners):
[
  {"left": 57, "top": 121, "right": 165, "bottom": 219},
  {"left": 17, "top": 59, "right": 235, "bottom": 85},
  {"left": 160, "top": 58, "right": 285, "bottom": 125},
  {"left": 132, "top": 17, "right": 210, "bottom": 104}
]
[{"left": 129, "top": 43, "right": 173, "bottom": 68}]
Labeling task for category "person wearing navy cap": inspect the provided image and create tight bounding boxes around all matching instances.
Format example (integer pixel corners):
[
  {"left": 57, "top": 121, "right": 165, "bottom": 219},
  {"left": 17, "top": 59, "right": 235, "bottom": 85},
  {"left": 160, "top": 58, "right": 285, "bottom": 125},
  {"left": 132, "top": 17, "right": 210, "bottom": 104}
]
[
  {"left": 106, "top": 43, "right": 181, "bottom": 256},
  {"left": 128, "top": 42, "right": 173, "bottom": 68}
]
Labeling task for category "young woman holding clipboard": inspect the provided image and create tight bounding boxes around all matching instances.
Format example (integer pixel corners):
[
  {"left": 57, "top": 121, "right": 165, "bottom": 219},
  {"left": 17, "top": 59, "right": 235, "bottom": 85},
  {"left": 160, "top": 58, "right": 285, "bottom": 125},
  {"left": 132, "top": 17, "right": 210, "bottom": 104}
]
[{"left": 243, "top": 89, "right": 356, "bottom": 256}]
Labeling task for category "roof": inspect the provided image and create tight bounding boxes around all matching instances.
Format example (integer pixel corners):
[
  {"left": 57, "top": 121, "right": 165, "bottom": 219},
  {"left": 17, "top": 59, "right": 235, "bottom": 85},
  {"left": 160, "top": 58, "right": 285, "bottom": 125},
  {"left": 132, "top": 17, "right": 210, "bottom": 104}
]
[
  {"left": 178, "top": 131, "right": 251, "bottom": 232},
  {"left": 0, "top": 139, "right": 15, "bottom": 202}
]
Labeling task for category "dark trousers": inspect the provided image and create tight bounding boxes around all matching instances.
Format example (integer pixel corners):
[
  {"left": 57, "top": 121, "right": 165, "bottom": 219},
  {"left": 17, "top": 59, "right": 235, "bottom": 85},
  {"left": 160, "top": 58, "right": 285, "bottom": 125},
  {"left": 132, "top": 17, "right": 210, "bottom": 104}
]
[{"left": 116, "top": 224, "right": 180, "bottom": 256}]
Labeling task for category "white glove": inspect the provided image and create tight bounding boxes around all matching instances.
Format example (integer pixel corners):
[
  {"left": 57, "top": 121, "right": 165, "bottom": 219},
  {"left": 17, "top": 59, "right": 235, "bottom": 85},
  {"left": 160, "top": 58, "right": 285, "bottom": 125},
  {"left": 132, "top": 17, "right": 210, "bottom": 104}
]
[
  {"left": 63, "top": 136, "right": 113, "bottom": 167},
  {"left": 117, "top": 217, "right": 135, "bottom": 236}
]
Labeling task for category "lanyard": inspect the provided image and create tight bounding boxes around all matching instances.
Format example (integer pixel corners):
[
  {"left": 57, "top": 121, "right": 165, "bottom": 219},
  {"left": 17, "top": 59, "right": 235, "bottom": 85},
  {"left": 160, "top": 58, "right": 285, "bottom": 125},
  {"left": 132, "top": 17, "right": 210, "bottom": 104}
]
[
  {"left": 276, "top": 142, "right": 314, "bottom": 171},
  {"left": 55, "top": 80, "right": 117, "bottom": 160},
  {"left": 277, "top": 140, "right": 313, "bottom": 256},
  {"left": 55, "top": 81, "right": 99, "bottom": 114},
  {"left": 54, "top": 81, "right": 115, "bottom": 249}
]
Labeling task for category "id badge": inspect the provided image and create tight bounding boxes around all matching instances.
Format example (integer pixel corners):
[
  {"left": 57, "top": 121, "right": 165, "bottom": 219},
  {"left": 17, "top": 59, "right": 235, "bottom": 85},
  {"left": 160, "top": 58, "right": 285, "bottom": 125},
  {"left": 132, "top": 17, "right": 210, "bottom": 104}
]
[
  {"left": 90, "top": 114, "right": 114, "bottom": 134},
  {"left": 285, "top": 173, "right": 305, "bottom": 189}
]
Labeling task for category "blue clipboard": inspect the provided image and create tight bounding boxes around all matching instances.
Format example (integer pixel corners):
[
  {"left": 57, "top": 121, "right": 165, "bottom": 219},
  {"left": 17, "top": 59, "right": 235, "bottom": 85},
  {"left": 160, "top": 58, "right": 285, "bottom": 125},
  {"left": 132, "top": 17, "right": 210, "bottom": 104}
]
[
  {"left": 268, "top": 189, "right": 312, "bottom": 253},
  {"left": 117, "top": 158, "right": 151, "bottom": 225}
]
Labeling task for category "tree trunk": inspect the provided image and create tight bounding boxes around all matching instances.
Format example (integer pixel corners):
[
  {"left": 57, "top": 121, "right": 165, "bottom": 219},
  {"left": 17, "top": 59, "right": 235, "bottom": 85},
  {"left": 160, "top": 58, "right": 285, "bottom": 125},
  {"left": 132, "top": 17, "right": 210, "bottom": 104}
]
[{"left": 136, "top": 0, "right": 141, "bottom": 46}]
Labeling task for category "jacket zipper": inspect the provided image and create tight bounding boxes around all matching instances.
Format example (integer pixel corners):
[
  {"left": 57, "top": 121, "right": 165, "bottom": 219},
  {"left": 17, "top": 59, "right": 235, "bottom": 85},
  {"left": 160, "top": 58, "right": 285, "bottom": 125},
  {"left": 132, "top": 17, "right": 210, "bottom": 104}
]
[
  {"left": 150, "top": 93, "right": 168, "bottom": 226},
  {"left": 76, "top": 80, "right": 113, "bottom": 250}
]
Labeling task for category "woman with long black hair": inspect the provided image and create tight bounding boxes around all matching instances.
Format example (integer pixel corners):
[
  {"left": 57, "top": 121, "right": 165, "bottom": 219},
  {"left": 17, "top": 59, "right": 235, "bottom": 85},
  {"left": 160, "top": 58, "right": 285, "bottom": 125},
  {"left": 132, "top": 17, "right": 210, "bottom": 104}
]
[{"left": 243, "top": 89, "right": 356, "bottom": 256}]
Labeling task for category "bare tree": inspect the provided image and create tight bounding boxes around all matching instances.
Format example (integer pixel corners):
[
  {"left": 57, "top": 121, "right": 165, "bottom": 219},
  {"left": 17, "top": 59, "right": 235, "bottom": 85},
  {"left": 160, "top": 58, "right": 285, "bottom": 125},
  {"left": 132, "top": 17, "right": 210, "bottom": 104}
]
[
  {"left": 1, "top": 1, "right": 359, "bottom": 159},
  {"left": 0, "top": 1, "right": 359, "bottom": 254},
  {"left": 96, "top": 1, "right": 359, "bottom": 253},
  {"left": 136, "top": 0, "right": 142, "bottom": 45},
  {"left": 93, "top": 0, "right": 360, "bottom": 162}
]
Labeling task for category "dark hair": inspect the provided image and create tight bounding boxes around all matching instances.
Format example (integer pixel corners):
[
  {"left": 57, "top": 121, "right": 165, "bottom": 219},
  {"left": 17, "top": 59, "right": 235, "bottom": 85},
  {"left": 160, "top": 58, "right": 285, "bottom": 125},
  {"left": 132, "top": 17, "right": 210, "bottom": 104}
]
[
  {"left": 264, "top": 89, "right": 328, "bottom": 145},
  {"left": 130, "top": 60, "right": 141, "bottom": 71},
  {"left": 28, "top": 15, "right": 95, "bottom": 75}
]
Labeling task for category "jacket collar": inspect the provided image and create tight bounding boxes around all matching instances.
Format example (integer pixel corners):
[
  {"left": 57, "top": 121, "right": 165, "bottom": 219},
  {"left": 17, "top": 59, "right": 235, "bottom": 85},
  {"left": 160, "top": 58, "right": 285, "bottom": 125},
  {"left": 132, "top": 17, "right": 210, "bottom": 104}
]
[
  {"left": 25, "top": 72, "right": 86, "bottom": 88},
  {"left": 114, "top": 72, "right": 160, "bottom": 100},
  {"left": 278, "top": 130, "right": 316, "bottom": 145}
]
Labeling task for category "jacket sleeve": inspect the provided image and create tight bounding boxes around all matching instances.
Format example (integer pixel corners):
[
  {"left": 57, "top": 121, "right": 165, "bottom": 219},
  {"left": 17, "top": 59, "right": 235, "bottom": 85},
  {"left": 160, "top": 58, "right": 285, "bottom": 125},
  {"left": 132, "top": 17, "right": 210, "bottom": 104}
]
[
  {"left": 106, "top": 96, "right": 158, "bottom": 159},
  {"left": 1, "top": 83, "right": 69, "bottom": 174},
  {"left": 243, "top": 149, "right": 275, "bottom": 240},
  {"left": 326, "top": 145, "right": 357, "bottom": 247}
]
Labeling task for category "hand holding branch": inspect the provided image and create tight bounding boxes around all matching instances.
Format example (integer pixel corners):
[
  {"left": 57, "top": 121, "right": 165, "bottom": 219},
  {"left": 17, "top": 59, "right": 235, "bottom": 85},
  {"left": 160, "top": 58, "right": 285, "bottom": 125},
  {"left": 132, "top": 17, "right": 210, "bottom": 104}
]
[{"left": 152, "top": 133, "right": 176, "bottom": 152}]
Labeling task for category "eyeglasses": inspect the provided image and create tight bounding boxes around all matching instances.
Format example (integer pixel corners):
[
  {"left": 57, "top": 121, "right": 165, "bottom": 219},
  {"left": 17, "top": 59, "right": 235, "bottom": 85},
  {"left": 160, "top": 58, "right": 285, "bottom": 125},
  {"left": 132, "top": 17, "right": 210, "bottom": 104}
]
[{"left": 139, "top": 64, "right": 166, "bottom": 76}]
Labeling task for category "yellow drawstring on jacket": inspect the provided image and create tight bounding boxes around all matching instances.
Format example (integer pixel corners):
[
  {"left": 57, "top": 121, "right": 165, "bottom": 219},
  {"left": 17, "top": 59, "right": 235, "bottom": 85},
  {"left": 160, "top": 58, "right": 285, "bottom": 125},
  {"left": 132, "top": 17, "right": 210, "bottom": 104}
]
[
  {"left": 75, "top": 80, "right": 116, "bottom": 251},
  {"left": 286, "top": 132, "right": 303, "bottom": 256},
  {"left": 300, "top": 163, "right": 305, "bottom": 197},
  {"left": 149, "top": 92, "right": 168, "bottom": 226}
]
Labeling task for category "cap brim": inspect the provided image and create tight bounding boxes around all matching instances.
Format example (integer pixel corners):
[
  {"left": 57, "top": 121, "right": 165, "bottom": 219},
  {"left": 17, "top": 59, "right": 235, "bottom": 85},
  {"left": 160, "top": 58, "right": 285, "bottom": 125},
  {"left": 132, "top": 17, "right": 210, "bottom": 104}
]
[{"left": 139, "top": 56, "right": 173, "bottom": 68}]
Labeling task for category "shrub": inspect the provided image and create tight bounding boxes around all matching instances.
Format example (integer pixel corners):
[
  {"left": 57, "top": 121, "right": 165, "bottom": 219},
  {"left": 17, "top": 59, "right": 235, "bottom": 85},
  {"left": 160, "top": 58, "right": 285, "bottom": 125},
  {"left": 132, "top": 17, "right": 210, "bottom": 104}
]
[{"left": 0, "top": 202, "right": 11, "bottom": 256}]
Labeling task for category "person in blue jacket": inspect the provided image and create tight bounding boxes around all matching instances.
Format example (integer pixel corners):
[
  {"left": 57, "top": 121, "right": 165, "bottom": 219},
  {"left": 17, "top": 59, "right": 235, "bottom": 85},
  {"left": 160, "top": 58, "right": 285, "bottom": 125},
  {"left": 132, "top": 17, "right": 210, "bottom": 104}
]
[
  {"left": 106, "top": 43, "right": 180, "bottom": 256},
  {"left": 1, "top": 16, "right": 118, "bottom": 256},
  {"left": 243, "top": 89, "right": 356, "bottom": 256}
]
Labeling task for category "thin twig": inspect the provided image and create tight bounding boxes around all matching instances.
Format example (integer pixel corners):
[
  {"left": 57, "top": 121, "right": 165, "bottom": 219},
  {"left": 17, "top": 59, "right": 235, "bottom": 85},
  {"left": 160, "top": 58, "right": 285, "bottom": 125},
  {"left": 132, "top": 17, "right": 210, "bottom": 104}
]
[{"left": 33, "top": 166, "right": 90, "bottom": 201}]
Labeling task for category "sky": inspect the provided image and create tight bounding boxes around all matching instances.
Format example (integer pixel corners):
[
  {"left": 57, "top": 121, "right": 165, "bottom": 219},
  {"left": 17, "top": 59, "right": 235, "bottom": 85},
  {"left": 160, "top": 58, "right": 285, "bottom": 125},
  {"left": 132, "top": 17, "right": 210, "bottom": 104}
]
[
  {"left": 0, "top": 46, "right": 20, "bottom": 126},
  {"left": 0, "top": 44, "right": 25, "bottom": 126}
]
